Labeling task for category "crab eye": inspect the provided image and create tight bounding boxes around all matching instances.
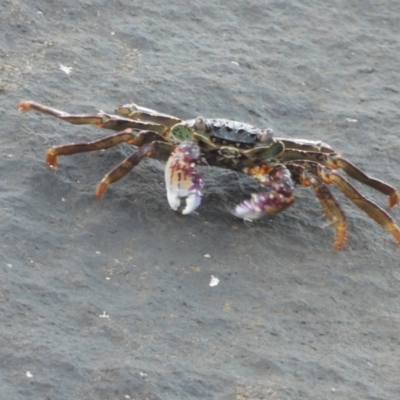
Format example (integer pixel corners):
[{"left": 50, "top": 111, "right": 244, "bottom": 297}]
[
  {"left": 258, "top": 128, "right": 274, "bottom": 143},
  {"left": 194, "top": 116, "right": 206, "bottom": 131}
]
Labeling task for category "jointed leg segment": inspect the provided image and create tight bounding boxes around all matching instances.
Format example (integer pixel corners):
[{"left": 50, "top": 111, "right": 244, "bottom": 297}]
[
  {"left": 288, "top": 164, "right": 348, "bottom": 249},
  {"left": 45, "top": 129, "right": 166, "bottom": 167},
  {"left": 289, "top": 161, "right": 400, "bottom": 247},
  {"left": 95, "top": 141, "right": 174, "bottom": 199},
  {"left": 280, "top": 149, "right": 400, "bottom": 209},
  {"left": 18, "top": 101, "right": 167, "bottom": 134}
]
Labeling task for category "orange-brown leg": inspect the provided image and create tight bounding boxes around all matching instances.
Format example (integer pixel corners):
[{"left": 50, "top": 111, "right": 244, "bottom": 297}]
[
  {"left": 332, "top": 156, "right": 399, "bottom": 209},
  {"left": 96, "top": 141, "right": 174, "bottom": 199},
  {"left": 288, "top": 164, "right": 348, "bottom": 250},
  {"left": 279, "top": 149, "right": 399, "bottom": 208},
  {"left": 17, "top": 101, "right": 166, "bottom": 133},
  {"left": 115, "top": 103, "right": 182, "bottom": 128},
  {"left": 45, "top": 129, "right": 166, "bottom": 167},
  {"left": 291, "top": 161, "right": 400, "bottom": 246}
]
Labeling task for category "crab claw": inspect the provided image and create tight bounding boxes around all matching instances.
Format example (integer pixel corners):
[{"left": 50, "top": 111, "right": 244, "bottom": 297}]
[
  {"left": 234, "top": 164, "right": 295, "bottom": 219},
  {"left": 234, "top": 193, "right": 274, "bottom": 220},
  {"left": 234, "top": 191, "right": 293, "bottom": 219},
  {"left": 165, "top": 140, "right": 206, "bottom": 215}
]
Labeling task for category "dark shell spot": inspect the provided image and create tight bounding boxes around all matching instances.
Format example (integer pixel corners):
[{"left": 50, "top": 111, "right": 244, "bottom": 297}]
[
  {"left": 225, "top": 126, "right": 233, "bottom": 132},
  {"left": 237, "top": 129, "right": 244, "bottom": 134}
]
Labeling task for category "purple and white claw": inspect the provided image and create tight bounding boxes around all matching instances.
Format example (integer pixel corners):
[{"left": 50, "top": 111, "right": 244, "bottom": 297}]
[
  {"left": 234, "top": 165, "right": 295, "bottom": 220},
  {"left": 165, "top": 141, "right": 205, "bottom": 215},
  {"left": 234, "top": 192, "right": 290, "bottom": 220},
  {"left": 234, "top": 193, "right": 271, "bottom": 220}
]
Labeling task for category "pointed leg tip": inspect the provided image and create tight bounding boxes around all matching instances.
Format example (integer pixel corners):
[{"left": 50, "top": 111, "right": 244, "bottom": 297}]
[
  {"left": 333, "top": 227, "right": 348, "bottom": 250},
  {"left": 333, "top": 239, "right": 345, "bottom": 250},
  {"left": 390, "top": 225, "right": 400, "bottom": 246},
  {"left": 389, "top": 191, "right": 400, "bottom": 209},
  {"left": 17, "top": 100, "right": 33, "bottom": 112},
  {"left": 45, "top": 149, "right": 58, "bottom": 168},
  {"left": 96, "top": 181, "right": 108, "bottom": 199}
]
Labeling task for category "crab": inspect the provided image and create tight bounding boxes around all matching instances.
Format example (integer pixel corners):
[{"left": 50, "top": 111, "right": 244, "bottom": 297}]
[{"left": 18, "top": 100, "right": 400, "bottom": 249}]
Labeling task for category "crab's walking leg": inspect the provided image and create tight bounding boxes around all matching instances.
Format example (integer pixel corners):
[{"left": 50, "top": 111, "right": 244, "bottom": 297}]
[
  {"left": 18, "top": 101, "right": 166, "bottom": 134},
  {"left": 333, "top": 156, "right": 399, "bottom": 208},
  {"left": 280, "top": 149, "right": 399, "bottom": 208},
  {"left": 96, "top": 141, "right": 174, "bottom": 199},
  {"left": 115, "top": 103, "right": 182, "bottom": 128},
  {"left": 234, "top": 164, "right": 295, "bottom": 220},
  {"left": 288, "top": 165, "right": 348, "bottom": 250},
  {"left": 46, "top": 129, "right": 167, "bottom": 167},
  {"left": 165, "top": 140, "right": 206, "bottom": 215},
  {"left": 292, "top": 161, "right": 400, "bottom": 246}
]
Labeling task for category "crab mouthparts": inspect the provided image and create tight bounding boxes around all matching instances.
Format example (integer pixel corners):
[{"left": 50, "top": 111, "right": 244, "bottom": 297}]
[{"left": 165, "top": 141, "right": 203, "bottom": 215}]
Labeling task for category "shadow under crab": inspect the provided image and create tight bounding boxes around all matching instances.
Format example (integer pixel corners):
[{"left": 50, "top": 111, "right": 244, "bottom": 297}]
[{"left": 18, "top": 100, "right": 400, "bottom": 249}]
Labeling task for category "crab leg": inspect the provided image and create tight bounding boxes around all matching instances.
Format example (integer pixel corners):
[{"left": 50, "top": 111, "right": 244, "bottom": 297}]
[
  {"left": 287, "top": 164, "right": 348, "bottom": 249},
  {"left": 278, "top": 138, "right": 334, "bottom": 153},
  {"left": 290, "top": 161, "right": 400, "bottom": 246},
  {"left": 18, "top": 101, "right": 167, "bottom": 134},
  {"left": 115, "top": 103, "right": 182, "bottom": 128},
  {"left": 279, "top": 149, "right": 400, "bottom": 208},
  {"left": 332, "top": 156, "right": 399, "bottom": 208},
  {"left": 96, "top": 141, "right": 174, "bottom": 199},
  {"left": 234, "top": 164, "right": 295, "bottom": 220},
  {"left": 46, "top": 129, "right": 167, "bottom": 167},
  {"left": 165, "top": 140, "right": 206, "bottom": 215}
]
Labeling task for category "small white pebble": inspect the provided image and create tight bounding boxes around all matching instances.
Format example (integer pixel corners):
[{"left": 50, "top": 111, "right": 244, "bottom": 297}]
[
  {"left": 96, "top": 251, "right": 101, "bottom": 255},
  {"left": 61, "top": 198, "right": 66, "bottom": 202},
  {"left": 59, "top": 64, "right": 73, "bottom": 75},
  {"left": 209, "top": 275, "right": 220, "bottom": 287},
  {"left": 204, "top": 254, "right": 211, "bottom": 258},
  {"left": 7, "top": 263, "right": 12, "bottom": 268},
  {"left": 345, "top": 118, "right": 357, "bottom": 123},
  {"left": 26, "top": 371, "right": 33, "bottom": 378},
  {"left": 99, "top": 311, "right": 109, "bottom": 318},
  {"left": 105, "top": 277, "right": 110, "bottom": 280},
  {"left": 139, "top": 372, "right": 147, "bottom": 377}
]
